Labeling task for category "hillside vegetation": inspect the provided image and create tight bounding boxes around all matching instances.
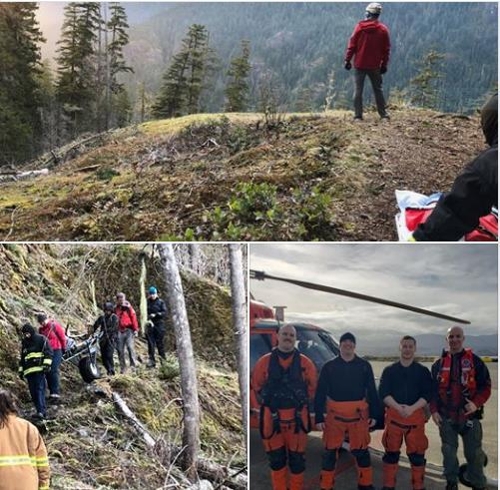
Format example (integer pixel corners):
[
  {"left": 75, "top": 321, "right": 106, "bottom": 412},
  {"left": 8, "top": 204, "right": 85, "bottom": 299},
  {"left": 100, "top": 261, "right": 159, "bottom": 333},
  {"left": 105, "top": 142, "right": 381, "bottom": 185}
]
[
  {"left": 0, "top": 244, "right": 245, "bottom": 489},
  {"left": 0, "top": 109, "right": 486, "bottom": 241}
]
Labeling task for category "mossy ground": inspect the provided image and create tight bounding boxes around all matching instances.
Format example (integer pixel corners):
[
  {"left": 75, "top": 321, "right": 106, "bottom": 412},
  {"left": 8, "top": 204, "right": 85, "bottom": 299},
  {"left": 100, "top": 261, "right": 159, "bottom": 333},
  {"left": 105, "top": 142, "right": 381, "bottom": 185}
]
[{"left": 0, "top": 109, "right": 484, "bottom": 241}]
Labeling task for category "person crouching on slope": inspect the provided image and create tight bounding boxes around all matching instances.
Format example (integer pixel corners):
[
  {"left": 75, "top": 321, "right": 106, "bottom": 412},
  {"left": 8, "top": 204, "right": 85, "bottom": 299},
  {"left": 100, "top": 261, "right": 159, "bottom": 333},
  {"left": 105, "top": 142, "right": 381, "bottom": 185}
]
[
  {"left": 252, "top": 324, "right": 318, "bottom": 490},
  {"left": 0, "top": 389, "right": 50, "bottom": 490},
  {"left": 314, "top": 332, "right": 380, "bottom": 490},
  {"left": 378, "top": 335, "right": 432, "bottom": 490}
]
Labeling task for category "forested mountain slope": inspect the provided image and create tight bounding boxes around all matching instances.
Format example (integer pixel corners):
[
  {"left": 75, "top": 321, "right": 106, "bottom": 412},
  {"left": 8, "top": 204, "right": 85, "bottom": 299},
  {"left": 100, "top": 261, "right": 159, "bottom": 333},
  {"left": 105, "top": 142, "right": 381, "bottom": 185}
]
[
  {"left": 0, "top": 109, "right": 487, "bottom": 241},
  {"left": 0, "top": 244, "right": 245, "bottom": 489},
  {"left": 124, "top": 2, "right": 497, "bottom": 113}
]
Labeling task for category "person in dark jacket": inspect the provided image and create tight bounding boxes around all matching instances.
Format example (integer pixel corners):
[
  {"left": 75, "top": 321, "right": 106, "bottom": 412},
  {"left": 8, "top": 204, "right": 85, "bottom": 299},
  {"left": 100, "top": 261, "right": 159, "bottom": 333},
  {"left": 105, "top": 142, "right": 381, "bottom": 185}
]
[
  {"left": 413, "top": 93, "right": 498, "bottom": 241},
  {"left": 93, "top": 302, "right": 119, "bottom": 375},
  {"left": 18, "top": 324, "right": 53, "bottom": 419},
  {"left": 430, "top": 326, "right": 491, "bottom": 490},
  {"left": 379, "top": 336, "right": 432, "bottom": 490},
  {"left": 146, "top": 286, "right": 168, "bottom": 368},
  {"left": 345, "top": 2, "right": 390, "bottom": 120},
  {"left": 315, "top": 332, "right": 380, "bottom": 490}
]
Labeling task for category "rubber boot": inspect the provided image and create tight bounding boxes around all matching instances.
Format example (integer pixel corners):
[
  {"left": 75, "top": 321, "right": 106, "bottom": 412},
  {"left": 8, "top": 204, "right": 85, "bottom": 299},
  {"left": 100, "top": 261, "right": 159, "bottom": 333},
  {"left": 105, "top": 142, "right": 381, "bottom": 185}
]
[
  {"left": 411, "top": 464, "right": 426, "bottom": 490},
  {"left": 320, "top": 469, "right": 335, "bottom": 490},
  {"left": 357, "top": 465, "right": 373, "bottom": 488},
  {"left": 382, "top": 462, "right": 398, "bottom": 488},
  {"left": 270, "top": 467, "right": 287, "bottom": 490},
  {"left": 289, "top": 471, "right": 304, "bottom": 490}
]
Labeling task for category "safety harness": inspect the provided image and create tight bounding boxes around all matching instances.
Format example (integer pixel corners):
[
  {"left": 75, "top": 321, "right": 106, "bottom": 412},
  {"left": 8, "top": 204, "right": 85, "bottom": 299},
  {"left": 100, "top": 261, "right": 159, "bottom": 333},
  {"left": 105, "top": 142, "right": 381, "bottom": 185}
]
[{"left": 259, "top": 349, "right": 310, "bottom": 439}]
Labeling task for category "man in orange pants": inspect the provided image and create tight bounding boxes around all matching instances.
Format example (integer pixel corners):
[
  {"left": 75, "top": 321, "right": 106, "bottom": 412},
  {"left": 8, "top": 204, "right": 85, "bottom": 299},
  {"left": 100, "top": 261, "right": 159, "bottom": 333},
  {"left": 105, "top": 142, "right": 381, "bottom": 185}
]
[
  {"left": 315, "top": 332, "right": 380, "bottom": 490},
  {"left": 379, "top": 335, "right": 432, "bottom": 490},
  {"left": 252, "top": 324, "right": 318, "bottom": 490}
]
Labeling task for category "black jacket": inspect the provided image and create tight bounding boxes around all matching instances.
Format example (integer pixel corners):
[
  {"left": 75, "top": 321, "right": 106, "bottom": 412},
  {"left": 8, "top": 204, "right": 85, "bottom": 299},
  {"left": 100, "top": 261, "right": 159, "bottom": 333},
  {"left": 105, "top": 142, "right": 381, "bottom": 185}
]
[
  {"left": 19, "top": 333, "right": 53, "bottom": 377},
  {"left": 314, "top": 355, "right": 380, "bottom": 423},
  {"left": 147, "top": 297, "right": 167, "bottom": 330},
  {"left": 413, "top": 146, "right": 497, "bottom": 241},
  {"left": 93, "top": 313, "right": 118, "bottom": 345}
]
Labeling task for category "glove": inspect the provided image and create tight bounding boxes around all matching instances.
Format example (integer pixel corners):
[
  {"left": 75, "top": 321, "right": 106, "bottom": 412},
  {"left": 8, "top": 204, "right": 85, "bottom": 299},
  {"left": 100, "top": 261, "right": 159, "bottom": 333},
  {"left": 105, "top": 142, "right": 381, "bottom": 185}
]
[
  {"left": 344, "top": 61, "right": 352, "bottom": 71},
  {"left": 134, "top": 331, "right": 138, "bottom": 338},
  {"left": 380, "top": 65, "right": 387, "bottom": 74},
  {"left": 18, "top": 372, "right": 24, "bottom": 380}
]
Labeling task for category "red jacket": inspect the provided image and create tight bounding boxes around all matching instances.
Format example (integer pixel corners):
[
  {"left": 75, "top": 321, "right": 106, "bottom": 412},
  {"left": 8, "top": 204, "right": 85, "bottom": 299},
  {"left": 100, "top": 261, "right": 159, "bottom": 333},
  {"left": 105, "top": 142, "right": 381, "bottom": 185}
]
[
  {"left": 345, "top": 19, "right": 390, "bottom": 70},
  {"left": 39, "top": 319, "right": 66, "bottom": 351},
  {"left": 115, "top": 302, "right": 139, "bottom": 332}
]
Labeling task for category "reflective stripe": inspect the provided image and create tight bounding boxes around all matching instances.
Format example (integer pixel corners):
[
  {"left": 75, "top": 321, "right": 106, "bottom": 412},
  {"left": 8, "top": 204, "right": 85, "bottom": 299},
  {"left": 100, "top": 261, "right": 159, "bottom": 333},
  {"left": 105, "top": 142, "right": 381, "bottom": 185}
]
[
  {"left": 0, "top": 455, "right": 36, "bottom": 467},
  {"left": 36, "top": 457, "right": 49, "bottom": 467},
  {"left": 24, "top": 366, "right": 44, "bottom": 376},
  {"left": 40, "top": 486, "right": 49, "bottom": 490},
  {"left": 42, "top": 359, "right": 52, "bottom": 366},
  {"left": 25, "top": 352, "right": 44, "bottom": 360}
]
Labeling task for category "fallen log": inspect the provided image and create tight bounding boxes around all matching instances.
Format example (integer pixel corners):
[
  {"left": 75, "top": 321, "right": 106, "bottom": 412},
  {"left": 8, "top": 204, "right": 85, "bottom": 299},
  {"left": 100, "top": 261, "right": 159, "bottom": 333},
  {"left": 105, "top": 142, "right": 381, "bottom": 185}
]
[{"left": 111, "top": 390, "right": 247, "bottom": 490}]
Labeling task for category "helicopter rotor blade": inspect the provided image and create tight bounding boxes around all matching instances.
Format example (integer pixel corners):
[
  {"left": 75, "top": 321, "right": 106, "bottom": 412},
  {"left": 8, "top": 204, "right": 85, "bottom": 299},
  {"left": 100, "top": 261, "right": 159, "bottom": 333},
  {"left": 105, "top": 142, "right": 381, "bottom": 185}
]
[{"left": 250, "top": 270, "right": 470, "bottom": 325}]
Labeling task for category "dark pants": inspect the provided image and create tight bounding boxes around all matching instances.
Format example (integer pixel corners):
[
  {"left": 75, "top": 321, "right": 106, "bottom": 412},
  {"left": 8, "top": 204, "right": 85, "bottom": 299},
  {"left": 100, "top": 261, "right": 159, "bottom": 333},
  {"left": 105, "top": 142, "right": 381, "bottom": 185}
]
[
  {"left": 439, "top": 417, "right": 487, "bottom": 487},
  {"left": 46, "top": 348, "right": 62, "bottom": 395},
  {"left": 354, "top": 68, "right": 387, "bottom": 118},
  {"left": 100, "top": 339, "right": 116, "bottom": 375},
  {"left": 146, "top": 325, "right": 166, "bottom": 364},
  {"left": 27, "top": 372, "right": 46, "bottom": 416}
]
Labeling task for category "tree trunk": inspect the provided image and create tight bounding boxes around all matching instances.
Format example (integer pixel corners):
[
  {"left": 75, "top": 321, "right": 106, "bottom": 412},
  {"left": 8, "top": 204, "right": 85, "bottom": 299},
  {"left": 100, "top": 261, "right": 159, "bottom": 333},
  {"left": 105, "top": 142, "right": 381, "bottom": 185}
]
[
  {"left": 159, "top": 244, "right": 200, "bottom": 481},
  {"left": 189, "top": 243, "right": 201, "bottom": 275},
  {"left": 227, "top": 244, "right": 248, "bottom": 436},
  {"left": 139, "top": 254, "right": 147, "bottom": 336}
]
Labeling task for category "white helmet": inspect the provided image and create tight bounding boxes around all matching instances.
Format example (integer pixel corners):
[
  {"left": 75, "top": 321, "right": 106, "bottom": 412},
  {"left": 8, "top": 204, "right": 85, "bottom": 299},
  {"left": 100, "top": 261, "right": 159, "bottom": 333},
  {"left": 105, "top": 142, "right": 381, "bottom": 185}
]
[{"left": 366, "top": 2, "right": 382, "bottom": 15}]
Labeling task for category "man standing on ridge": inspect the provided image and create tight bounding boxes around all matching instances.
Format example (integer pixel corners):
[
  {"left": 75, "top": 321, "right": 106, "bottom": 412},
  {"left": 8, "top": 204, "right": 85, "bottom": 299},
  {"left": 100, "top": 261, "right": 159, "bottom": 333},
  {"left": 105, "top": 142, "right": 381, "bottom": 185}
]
[
  {"left": 146, "top": 286, "right": 168, "bottom": 368},
  {"left": 430, "top": 326, "right": 491, "bottom": 490},
  {"left": 345, "top": 2, "right": 390, "bottom": 120},
  {"left": 315, "top": 332, "right": 380, "bottom": 490},
  {"left": 379, "top": 335, "right": 432, "bottom": 490},
  {"left": 252, "top": 324, "right": 317, "bottom": 490}
]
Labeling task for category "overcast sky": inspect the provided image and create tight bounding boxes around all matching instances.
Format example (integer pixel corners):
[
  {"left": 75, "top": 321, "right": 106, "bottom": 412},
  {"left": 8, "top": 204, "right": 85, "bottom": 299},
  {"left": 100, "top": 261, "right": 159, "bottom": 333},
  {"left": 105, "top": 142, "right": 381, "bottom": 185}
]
[{"left": 250, "top": 244, "right": 498, "bottom": 351}]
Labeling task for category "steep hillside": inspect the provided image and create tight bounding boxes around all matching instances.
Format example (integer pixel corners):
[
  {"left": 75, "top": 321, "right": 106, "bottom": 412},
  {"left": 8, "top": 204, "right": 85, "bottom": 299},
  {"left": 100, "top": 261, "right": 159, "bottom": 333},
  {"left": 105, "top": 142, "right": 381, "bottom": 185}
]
[
  {"left": 0, "top": 244, "right": 245, "bottom": 489},
  {"left": 0, "top": 109, "right": 487, "bottom": 241}
]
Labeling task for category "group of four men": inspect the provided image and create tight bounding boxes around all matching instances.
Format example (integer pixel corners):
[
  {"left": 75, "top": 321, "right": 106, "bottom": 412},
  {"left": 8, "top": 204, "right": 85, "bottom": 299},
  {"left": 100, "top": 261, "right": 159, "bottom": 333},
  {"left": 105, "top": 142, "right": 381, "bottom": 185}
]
[
  {"left": 252, "top": 325, "right": 491, "bottom": 490},
  {"left": 18, "top": 287, "right": 168, "bottom": 419}
]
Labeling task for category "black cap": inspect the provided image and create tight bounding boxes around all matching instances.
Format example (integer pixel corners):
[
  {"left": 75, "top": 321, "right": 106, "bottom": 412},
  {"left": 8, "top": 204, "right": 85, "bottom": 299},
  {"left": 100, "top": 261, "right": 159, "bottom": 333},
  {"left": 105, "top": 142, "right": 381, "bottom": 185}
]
[
  {"left": 36, "top": 313, "right": 47, "bottom": 324},
  {"left": 21, "top": 323, "right": 36, "bottom": 336},
  {"left": 103, "top": 302, "right": 114, "bottom": 312},
  {"left": 339, "top": 332, "right": 356, "bottom": 344}
]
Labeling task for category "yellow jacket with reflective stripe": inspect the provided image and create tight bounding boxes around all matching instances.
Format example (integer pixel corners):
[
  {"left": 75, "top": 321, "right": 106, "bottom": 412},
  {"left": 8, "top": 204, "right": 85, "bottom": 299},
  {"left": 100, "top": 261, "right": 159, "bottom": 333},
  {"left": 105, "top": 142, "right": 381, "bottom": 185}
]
[{"left": 0, "top": 415, "right": 50, "bottom": 490}]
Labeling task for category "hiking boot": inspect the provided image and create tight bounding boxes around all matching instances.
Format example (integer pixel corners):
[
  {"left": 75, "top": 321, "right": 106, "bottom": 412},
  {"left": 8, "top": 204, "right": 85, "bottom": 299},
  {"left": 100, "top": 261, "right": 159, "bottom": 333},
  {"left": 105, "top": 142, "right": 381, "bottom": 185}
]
[
  {"left": 445, "top": 483, "right": 458, "bottom": 490},
  {"left": 49, "top": 394, "right": 61, "bottom": 404},
  {"left": 33, "top": 412, "right": 45, "bottom": 420},
  {"left": 146, "top": 360, "right": 156, "bottom": 368},
  {"left": 353, "top": 116, "right": 363, "bottom": 121},
  {"left": 380, "top": 114, "right": 390, "bottom": 121}
]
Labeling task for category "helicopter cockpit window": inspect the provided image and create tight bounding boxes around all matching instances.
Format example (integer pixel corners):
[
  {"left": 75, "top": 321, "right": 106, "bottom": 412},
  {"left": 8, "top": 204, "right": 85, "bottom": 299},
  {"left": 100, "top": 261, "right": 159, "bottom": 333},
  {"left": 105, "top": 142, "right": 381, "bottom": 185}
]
[
  {"left": 250, "top": 334, "right": 273, "bottom": 370},
  {"left": 296, "top": 329, "right": 340, "bottom": 372}
]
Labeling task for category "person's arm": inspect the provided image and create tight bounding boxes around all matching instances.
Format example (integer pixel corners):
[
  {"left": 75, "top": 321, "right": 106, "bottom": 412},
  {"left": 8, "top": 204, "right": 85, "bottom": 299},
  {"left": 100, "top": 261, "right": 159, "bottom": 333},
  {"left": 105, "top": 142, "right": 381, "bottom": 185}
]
[
  {"left": 251, "top": 355, "right": 269, "bottom": 403},
  {"left": 345, "top": 24, "right": 361, "bottom": 62},
  {"left": 365, "top": 362, "right": 380, "bottom": 423},
  {"left": 470, "top": 356, "right": 492, "bottom": 408},
  {"left": 413, "top": 155, "right": 496, "bottom": 241},
  {"left": 28, "top": 422, "right": 50, "bottom": 490},
  {"left": 382, "top": 27, "right": 390, "bottom": 67},
  {"left": 130, "top": 308, "right": 139, "bottom": 332},
  {"left": 55, "top": 322, "right": 66, "bottom": 350},
  {"left": 314, "top": 363, "right": 329, "bottom": 425}
]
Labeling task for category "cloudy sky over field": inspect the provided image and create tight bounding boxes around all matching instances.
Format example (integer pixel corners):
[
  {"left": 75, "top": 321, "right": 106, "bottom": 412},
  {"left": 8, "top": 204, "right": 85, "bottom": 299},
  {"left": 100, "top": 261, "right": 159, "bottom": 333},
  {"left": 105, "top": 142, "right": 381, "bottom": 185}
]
[{"left": 250, "top": 244, "right": 497, "bottom": 352}]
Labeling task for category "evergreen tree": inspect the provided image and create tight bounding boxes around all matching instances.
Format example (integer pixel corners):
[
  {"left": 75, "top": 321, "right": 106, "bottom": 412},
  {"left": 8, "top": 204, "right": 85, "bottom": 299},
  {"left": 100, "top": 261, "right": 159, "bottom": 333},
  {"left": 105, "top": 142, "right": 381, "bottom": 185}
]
[
  {"left": 0, "top": 3, "right": 44, "bottom": 165},
  {"left": 152, "top": 24, "right": 212, "bottom": 118},
  {"left": 224, "top": 40, "right": 251, "bottom": 112},
  {"left": 56, "top": 2, "right": 101, "bottom": 136},
  {"left": 410, "top": 49, "right": 446, "bottom": 109}
]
